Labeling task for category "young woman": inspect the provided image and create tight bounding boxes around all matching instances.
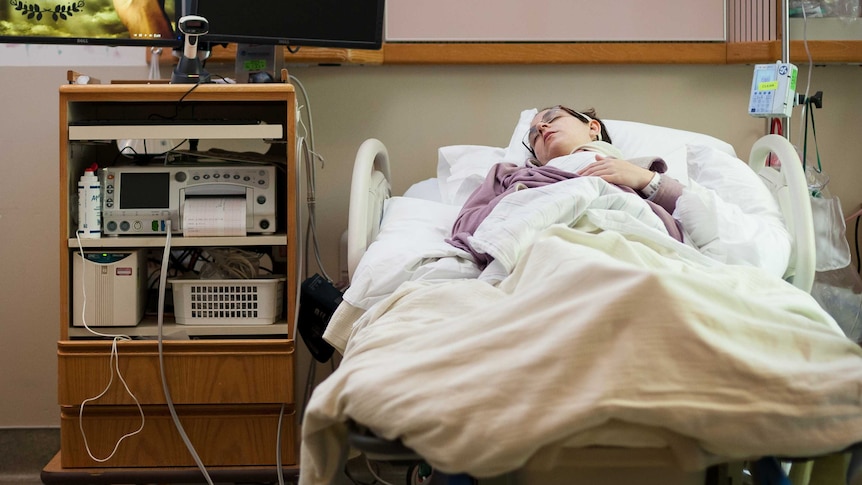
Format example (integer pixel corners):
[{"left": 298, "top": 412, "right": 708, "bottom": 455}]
[
  {"left": 448, "top": 105, "right": 685, "bottom": 268},
  {"left": 524, "top": 105, "right": 682, "bottom": 206}
]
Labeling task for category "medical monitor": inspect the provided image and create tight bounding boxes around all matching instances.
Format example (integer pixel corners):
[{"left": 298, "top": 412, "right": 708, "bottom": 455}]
[
  {"left": 0, "top": 0, "right": 181, "bottom": 47},
  {"left": 190, "top": 0, "right": 385, "bottom": 50}
]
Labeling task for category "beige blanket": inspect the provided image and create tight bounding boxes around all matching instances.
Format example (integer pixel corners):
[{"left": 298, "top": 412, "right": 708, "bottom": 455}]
[{"left": 300, "top": 226, "right": 862, "bottom": 485}]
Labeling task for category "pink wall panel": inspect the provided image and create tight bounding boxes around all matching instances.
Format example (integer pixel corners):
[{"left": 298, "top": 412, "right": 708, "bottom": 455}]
[{"left": 386, "top": 0, "right": 726, "bottom": 42}]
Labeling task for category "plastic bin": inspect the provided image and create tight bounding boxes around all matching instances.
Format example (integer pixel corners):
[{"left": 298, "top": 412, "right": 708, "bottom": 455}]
[{"left": 170, "top": 277, "right": 285, "bottom": 325}]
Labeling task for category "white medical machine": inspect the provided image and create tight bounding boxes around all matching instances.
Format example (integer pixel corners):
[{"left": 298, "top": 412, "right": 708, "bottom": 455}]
[
  {"left": 73, "top": 250, "right": 147, "bottom": 327},
  {"left": 748, "top": 61, "right": 798, "bottom": 118},
  {"left": 101, "top": 165, "right": 277, "bottom": 236}
]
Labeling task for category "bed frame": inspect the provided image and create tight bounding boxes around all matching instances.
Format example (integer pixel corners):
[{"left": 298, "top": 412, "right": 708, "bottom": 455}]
[{"left": 343, "top": 134, "right": 820, "bottom": 485}]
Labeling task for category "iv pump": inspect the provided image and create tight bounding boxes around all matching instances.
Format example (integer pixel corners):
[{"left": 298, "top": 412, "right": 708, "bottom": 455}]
[
  {"left": 77, "top": 164, "right": 101, "bottom": 239},
  {"left": 748, "top": 61, "right": 798, "bottom": 118}
]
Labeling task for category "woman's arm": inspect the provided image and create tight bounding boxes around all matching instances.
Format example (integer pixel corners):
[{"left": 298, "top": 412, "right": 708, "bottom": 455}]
[{"left": 576, "top": 155, "right": 683, "bottom": 213}]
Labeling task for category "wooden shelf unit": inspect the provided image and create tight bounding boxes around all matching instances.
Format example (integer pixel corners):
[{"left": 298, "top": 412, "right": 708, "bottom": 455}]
[{"left": 54, "top": 83, "right": 298, "bottom": 472}]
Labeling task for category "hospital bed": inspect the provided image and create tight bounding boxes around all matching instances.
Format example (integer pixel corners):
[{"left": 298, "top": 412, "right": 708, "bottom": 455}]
[{"left": 299, "top": 111, "right": 862, "bottom": 485}]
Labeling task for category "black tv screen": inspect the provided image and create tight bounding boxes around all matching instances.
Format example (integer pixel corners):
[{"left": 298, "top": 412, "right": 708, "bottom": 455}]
[
  {"left": 191, "top": 0, "right": 385, "bottom": 50},
  {"left": 0, "top": 0, "right": 181, "bottom": 46}
]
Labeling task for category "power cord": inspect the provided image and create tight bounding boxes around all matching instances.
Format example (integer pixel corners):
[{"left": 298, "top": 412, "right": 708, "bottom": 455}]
[
  {"left": 795, "top": 4, "right": 815, "bottom": 145},
  {"left": 74, "top": 232, "right": 146, "bottom": 463},
  {"left": 290, "top": 74, "right": 333, "bottom": 283},
  {"left": 148, "top": 47, "right": 162, "bottom": 80},
  {"left": 156, "top": 219, "right": 215, "bottom": 485}
]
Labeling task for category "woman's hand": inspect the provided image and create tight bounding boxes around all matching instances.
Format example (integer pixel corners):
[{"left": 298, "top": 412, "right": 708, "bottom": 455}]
[{"left": 576, "top": 155, "right": 654, "bottom": 191}]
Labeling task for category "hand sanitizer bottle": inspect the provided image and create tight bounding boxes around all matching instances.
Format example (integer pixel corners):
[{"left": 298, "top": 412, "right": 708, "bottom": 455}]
[{"left": 77, "top": 164, "right": 101, "bottom": 239}]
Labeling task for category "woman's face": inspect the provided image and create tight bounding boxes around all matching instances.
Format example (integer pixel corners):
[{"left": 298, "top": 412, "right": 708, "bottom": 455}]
[{"left": 527, "top": 108, "right": 600, "bottom": 165}]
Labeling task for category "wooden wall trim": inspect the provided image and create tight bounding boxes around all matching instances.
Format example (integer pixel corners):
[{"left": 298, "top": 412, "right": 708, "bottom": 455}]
[
  {"left": 727, "top": 40, "right": 862, "bottom": 64},
  {"left": 152, "top": 43, "right": 385, "bottom": 66},
  {"left": 152, "top": 40, "right": 862, "bottom": 67},
  {"left": 726, "top": 41, "right": 783, "bottom": 64},
  {"left": 380, "top": 43, "right": 728, "bottom": 65}
]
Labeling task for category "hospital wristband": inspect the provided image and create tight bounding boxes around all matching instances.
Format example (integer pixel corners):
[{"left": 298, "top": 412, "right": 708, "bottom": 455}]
[{"left": 638, "top": 172, "right": 662, "bottom": 200}]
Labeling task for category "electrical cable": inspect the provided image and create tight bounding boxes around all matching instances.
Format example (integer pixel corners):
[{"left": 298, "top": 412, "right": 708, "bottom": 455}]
[
  {"left": 274, "top": 76, "right": 313, "bottom": 485},
  {"left": 276, "top": 400, "right": 286, "bottom": 485},
  {"left": 290, "top": 75, "right": 317, "bottom": 155},
  {"left": 74, "top": 232, "right": 146, "bottom": 463},
  {"left": 856, "top": 215, "right": 861, "bottom": 274},
  {"left": 148, "top": 47, "right": 162, "bottom": 80},
  {"left": 302, "top": 139, "right": 333, "bottom": 282},
  {"left": 275, "top": 137, "right": 306, "bottom": 485},
  {"left": 796, "top": 5, "right": 815, "bottom": 146},
  {"left": 199, "top": 248, "right": 262, "bottom": 279},
  {"left": 156, "top": 220, "right": 215, "bottom": 485},
  {"left": 290, "top": 74, "right": 333, "bottom": 283},
  {"left": 365, "top": 457, "right": 396, "bottom": 485}
]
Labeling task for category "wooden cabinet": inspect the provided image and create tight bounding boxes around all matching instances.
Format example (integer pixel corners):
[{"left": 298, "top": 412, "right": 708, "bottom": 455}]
[{"left": 55, "top": 83, "right": 297, "bottom": 471}]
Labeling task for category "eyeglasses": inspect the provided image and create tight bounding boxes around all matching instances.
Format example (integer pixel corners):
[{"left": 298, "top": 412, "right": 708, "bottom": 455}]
[{"left": 522, "top": 107, "right": 593, "bottom": 156}]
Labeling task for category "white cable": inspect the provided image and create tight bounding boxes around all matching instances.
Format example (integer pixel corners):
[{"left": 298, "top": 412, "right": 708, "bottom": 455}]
[
  {"left": 75, "top": 232, "right": 146, "bottom": 463},
  {"left": 77, "top": 336, "right": 146, "bottom": 462},
  {"left": 276, "top": 402, "right": 286, "bottom": 485},
  {"left": 289, "top": 76, "right": 316, "bottom": 157},
  {"left": 796, "top": 5, "right": 815, "bottom": 145},
  {"left": 156, "top": 220, "right": 215, "bottom": 485},
  {"left": 291, "top": 75, "right": 333, "bottom": 282},
  {"left": 200, "top": 248, "right": 261, "bottom": 279},
  {"left": 365, "top": 457, "right": 396, "bottom": 485},
  {"left": 277, "top": 127, "right": 307, "bottom": 485},
  {"left": 149, "top": 48, "right": 162, "bottom": 80}
]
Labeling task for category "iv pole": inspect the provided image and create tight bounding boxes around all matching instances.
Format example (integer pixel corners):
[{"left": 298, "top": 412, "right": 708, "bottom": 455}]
[{"left": 780, "top": 0, "right": 791, "bottom": 140}]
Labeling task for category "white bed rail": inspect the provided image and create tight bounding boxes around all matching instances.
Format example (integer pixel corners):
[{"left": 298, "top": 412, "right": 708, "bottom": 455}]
[
  {"left": 748, "top": 134, "right": 816, "bottom": 292},
  {"left": 347, "top": 138, "right": 391, "bottom": 281}
]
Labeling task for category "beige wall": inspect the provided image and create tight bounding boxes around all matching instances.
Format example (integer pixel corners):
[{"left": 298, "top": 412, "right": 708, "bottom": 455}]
[{"left": 1, "top": 62, "right": 861, "bottom": 428}]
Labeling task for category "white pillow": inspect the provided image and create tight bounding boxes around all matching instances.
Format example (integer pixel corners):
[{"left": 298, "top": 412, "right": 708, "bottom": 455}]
[
  {"left": 437, "top": 145, "right": 506, "bottom": 205},
  {"left": 439, "top": 109, "right": 737, "bottom": 207},
  {"left": 606, "top": 119, "right": 737, "bottom": 159},
  {"left": 501, "top": 108, "right": 539, "bottom": 164},
  {"left": 403, "top": 177, "right": 443, "bottom": 202},
  {"left": 502, "top": 109, "right": 737, "bottom": 162},
  {"left": 343, "top": 196, "right": 478, "bottom": 310},
  {"left": 500, "top": 108, "right": 537, "bottom": 163},
  {"left": 675, "top": 143, "right": 791, "bottom": 277}
]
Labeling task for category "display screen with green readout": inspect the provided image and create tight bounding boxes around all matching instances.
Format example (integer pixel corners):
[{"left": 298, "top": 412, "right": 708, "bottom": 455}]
[{"left": 244, "top": 59, "right": 268, "bottom": 72}]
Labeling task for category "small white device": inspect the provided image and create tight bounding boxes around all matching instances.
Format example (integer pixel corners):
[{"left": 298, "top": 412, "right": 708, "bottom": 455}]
[
  {"left": 73, "top": 250, "right": 147, "bottom": 327},
  {"left": 171, "top": 15, "right": 211, "bottom": 84},
  {"left": 178, "top": 15, "right": 209, "bottom": 60},
  {"left": 748, "top": 62, "right": 798, "bottom": 118}
]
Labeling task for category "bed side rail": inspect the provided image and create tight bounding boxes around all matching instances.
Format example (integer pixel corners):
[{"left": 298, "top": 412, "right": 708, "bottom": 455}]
[
  {"left": 748, "top": 134, "right": 815, "bottom": 292},
  {"left": 347, "top": 138, "right": 392, "bottom": 281}
]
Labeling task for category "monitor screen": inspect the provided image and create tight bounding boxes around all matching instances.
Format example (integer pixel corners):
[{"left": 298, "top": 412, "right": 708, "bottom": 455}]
[
  {"left": 0, "top": 0, "right": 181, "bottom": 46},
  {"left": 119, "top": 172, "right": 170, "bottom": 209},
  {"left": 191, "top": 0, "right": 385, "bottom": 50}
]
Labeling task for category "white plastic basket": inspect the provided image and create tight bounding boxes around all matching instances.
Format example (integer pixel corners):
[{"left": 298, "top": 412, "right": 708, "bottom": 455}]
[{"left": 170, "top": 277, "right": 285, "bottom": 325}]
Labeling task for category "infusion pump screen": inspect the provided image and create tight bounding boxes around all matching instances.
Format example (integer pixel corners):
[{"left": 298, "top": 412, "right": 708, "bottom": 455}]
[
  {"left": 120, "top": 173, "right": 170, "bottom": 209},
  {"left": 755, "top": 66, "right": 776, "bottom": 86}
]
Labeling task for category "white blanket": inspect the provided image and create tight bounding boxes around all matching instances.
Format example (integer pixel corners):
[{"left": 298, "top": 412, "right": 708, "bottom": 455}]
[
  {"left": 467, "top": 176, "right": 703, "bottom": 284},
  {"left": 301, "top": 221, "right": 862, "bottom": 485}
]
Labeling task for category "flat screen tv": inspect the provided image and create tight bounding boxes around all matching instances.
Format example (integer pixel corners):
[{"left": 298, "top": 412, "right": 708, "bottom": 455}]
[
  {"left": 188, "top": 0, "right": 385, "bottom": 50},
  {"left": 0, "top": 0, "right": 181, "bottom": 46}
]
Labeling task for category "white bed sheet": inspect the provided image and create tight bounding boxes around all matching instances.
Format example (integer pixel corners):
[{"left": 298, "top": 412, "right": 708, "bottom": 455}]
[
  {"left": 302, "top": 219, "right": 862, "bottom": 485},
  {"left": 309, "top": 120, "right": 809, "bottom": 485},
  {"left": 336, "top": 141, "right": 791, "bottom": 329}
]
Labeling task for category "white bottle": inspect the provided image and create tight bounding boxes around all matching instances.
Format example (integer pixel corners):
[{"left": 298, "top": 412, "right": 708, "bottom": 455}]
[{"left": 77, "top": 165, "right": 101, "bottom": 239}]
